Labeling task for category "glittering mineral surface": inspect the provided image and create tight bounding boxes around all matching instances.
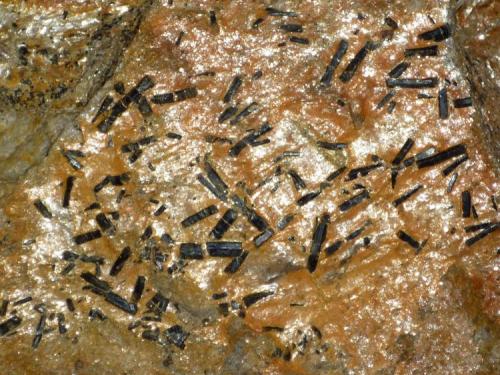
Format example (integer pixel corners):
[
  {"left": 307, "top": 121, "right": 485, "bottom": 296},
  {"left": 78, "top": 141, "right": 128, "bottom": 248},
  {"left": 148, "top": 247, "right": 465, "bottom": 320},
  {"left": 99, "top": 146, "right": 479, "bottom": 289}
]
[{"left": 0, "top": 1, "right": 498, "bottom": 374}]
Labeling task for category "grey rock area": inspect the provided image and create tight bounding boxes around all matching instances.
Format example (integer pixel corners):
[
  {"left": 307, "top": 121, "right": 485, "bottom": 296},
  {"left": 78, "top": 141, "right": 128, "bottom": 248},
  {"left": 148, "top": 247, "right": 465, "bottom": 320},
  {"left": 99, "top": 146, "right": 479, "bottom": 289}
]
[
  {"left": 0, "top": 1, "right": 152, "bottom": 197},
  {"left": 450, "top": 0, "right": 500, "bottom": 174}
]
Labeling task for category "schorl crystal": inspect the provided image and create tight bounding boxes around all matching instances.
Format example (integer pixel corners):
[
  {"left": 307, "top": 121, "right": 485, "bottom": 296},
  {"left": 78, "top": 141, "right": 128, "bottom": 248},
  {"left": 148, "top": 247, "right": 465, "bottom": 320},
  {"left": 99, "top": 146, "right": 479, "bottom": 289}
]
[
  {"left": 180, "top": 243, "right": 203, "bottom": 259},
  {"left": 307, "top": 214, "right": 329, "bottom": 272},
  {"left": 206, "top": 242, "right": 243, "bottom": 257}
]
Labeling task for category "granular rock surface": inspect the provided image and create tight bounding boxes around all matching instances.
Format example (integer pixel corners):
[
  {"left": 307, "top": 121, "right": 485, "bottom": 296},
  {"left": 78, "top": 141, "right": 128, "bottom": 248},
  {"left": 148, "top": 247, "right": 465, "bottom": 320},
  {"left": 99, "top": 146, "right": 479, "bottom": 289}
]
[{"left": 0, "top": 1, "right": 498, "bottom": 374}]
